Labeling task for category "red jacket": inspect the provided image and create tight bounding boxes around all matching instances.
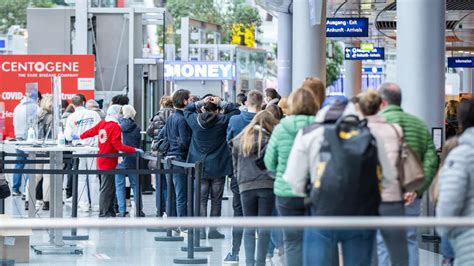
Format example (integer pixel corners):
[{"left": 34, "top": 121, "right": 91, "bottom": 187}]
[{"left": 81, "top": 119, "right": 137, "bottom": 170}]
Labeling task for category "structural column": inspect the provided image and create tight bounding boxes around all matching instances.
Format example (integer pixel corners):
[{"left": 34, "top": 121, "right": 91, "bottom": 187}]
[
  {"left": 74, "top": 0, "right": 88, "bottom": 54},
  {"left": 397, "top": 0, "right": 446, "bottom": 130},
  {"left": 292, "top": 0, "right": 326, "bottom": 90},
  {"left": 277, "top": 12, "right": 292, "bottom": 96},
  {"left": 461, "top": 68, "right": 473, "bottom": 93},
  {"left": 343, "top": 45, "right": 362, "bottom": 99}
]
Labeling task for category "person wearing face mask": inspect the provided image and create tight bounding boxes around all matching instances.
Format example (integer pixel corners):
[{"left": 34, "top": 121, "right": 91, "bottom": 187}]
[{"left": 73, "top": 104, "right": 143, "bottom": 217}]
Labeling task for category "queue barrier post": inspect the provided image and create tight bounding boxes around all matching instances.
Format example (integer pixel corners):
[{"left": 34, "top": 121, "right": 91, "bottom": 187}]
[
  {"left": 181, "top": 161, "right": 212, "bottom": 252},
  {"left": 135, "top": 152, "right": 142, "bottom": 218},
  {"left": 155, "top": 157, "right": 184, "bottom": 242},
  {"left": 173, "top": 167, "right": 207, "bottom": 264}
]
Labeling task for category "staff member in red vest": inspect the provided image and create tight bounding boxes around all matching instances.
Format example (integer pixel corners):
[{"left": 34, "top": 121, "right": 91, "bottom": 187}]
[{"left": 73, "top": 104, "right": 143, "bottom": 217}]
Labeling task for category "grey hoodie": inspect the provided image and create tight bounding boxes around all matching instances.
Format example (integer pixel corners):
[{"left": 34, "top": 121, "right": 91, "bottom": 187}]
[{"left": 436, "top": 127, "right": 474, "bottom": 265}]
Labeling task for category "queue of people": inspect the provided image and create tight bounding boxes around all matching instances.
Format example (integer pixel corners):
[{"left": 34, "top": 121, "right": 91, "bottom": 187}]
[{"left": 9, "top": 80, "right": 474, "bottom": 266}]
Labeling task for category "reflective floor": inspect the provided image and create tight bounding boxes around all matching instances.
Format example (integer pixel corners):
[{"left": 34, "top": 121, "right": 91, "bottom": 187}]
[{"left": 2, "top": 189, "right": 443, "bottom": 266}]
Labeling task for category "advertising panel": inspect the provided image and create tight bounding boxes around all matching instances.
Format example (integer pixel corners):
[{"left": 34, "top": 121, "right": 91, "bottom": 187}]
[
  {"left": 326, "top": 18, "right": 369, "bottom": 37},
  {"left": 0, "top": 55, "right": 95, "bottom": 139},
  {"left": 164, "top": 61, "right": 236, "bottom": 81}
]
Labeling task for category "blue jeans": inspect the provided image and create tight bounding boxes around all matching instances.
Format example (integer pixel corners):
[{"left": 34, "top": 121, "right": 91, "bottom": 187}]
[
  {"left": 155, "top": 174, "right": 167, "bottom": 215},
  {"left": 304, "top": 229, "right": 375, "bottom": 266},
  {"left": 173, "top": 173, "right": 187, "bottom": 217},
  {"left": 115, "top": 171, "right": 142, "bottom": 215},
  {"left": 405, "top": 199, "right": 421, "bottom": 266},
  {"left": 12, "top": 149, "right": 27, "bottom": 192}
]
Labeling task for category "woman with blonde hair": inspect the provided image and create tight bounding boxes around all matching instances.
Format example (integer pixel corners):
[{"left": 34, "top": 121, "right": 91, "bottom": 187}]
[
  {"left": 28, "top": 94, "right": 53, "bottom": 210},
  {"left": 264, "top": 87, "right": 319, "bottom": 266},
  {"left": 231, "top": 110, "right": 278, "bottom": 266}
]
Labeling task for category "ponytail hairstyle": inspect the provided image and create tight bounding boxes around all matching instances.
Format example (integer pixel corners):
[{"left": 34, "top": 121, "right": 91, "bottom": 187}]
[{"left": 241, "top": 110, "right": 278, "bottom": 157}]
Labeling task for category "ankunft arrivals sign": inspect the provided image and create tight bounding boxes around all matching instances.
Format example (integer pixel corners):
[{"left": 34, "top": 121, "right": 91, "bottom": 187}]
[
  {"left": 345, "top": 47, "right": 385, "bottom": 60},
  {"left": 164, "top": 61, "right": 236, "bottom": 81},
  {"left": 0, "top": 55, "right": 95, "bottom": 139},
  {"left": 326, "top": 18, "right": 369, "bottom": 37},
  {"left": 448, "top": 57, "right": 474, "bottom": 68}
]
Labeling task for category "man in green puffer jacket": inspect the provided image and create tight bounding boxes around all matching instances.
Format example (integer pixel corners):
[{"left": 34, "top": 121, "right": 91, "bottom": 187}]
[
  {"left": 264, "top": 88, "right": 319, "bottom": 266},
  {"left": 379, "top": 83, "right": 438, "bottom": 266}
]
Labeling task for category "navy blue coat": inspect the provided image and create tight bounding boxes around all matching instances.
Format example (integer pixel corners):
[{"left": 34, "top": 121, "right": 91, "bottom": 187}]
[
  {"left": 184, "top": 101, "right": 240, "bottom": 179},
  {"left": 159, "top": 109, "right": 192, "bottom": 160},
  {"left": 118, "top": 117, "right": 141, "bottom": 169}
]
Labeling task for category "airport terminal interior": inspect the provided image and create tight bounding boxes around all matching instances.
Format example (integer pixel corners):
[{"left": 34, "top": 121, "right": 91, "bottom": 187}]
[{"left": 0, "top": 0, "right": 473, "bottom": 265}]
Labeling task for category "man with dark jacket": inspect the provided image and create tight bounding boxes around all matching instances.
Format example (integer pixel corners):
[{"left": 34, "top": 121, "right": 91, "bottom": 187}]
[
  {"left": 224, "top": 90, "right": 263, "bottom": 262},
  {"left": 159, "top": 90, "right": 192, "bottom": 220},
  {"left": 185, "top": 96, "right": 240, "bottom": 239}
]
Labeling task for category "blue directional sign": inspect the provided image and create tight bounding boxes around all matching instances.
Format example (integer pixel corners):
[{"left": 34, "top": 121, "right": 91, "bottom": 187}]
[
  {"left": 345, "top": 47, "right": 385, "bottom": 60},
  {"left": 326, "top": 18, "right": 369, "bottom": 37},
  {"left": 448, "top": 57, "right": 474, "bottom": 68}
]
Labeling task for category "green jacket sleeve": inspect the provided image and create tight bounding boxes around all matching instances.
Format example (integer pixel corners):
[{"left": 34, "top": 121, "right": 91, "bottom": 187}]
[
  {"left": 264, "top": 128, "right": 279, "bottom": 172},
  {"left": 417, "top": 132, "right": 439, "bottom": 194}
]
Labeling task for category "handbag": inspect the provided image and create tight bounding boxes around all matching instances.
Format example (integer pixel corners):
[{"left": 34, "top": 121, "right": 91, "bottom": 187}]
[
  {"left": 0, "top": 173, "right": 11, "bottom": 199},
  {"left": 389, "top": 124, "right": 425, "bottom": 192}
]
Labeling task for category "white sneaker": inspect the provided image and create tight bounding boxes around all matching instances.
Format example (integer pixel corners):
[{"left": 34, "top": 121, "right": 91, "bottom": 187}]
[
  {"left": 91, "top": 205, "right": 100, "bottom": 212},
  {"left": 78, "top": 203, "right": 90, "bottom": 212}
]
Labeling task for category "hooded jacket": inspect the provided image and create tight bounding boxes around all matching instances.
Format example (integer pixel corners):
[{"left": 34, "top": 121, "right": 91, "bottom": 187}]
[
  {"left": 13, "top": 97, "right": 39, "bottom": 139},
  {"left": 264, "top": 115, "right": 315, "bottom": 198},
  {"left": 231, "top": 126, "right": 274, "bottom": 193},
  {"left": 436, "top": 127, "right": 474, "bottom": 265},
  {"left": 147, "top": 107, "right": 175, "bottom": 141},
  {"left": 283, "top": 102, "right": 357, "bottom": 196},
  {"left": 226, "top": 111, "right": 256, "bottom": 143},
  {"left": 184, "top": 101, "right": 240, "bottom": 179},
  {"left": 118, "top": 117, "right": 141, "bottom": 168},
  {"left": 80, "top": 118, "right": 137, "bottom": 170}
]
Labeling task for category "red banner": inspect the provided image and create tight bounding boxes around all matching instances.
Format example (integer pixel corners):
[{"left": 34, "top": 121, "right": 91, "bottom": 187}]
[{"left": 0, "top": 55, "right": 95, "bottom": 139}]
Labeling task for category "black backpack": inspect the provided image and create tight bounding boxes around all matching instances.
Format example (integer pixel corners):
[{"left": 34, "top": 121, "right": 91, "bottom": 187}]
[{"left": 309, "top": 115, "right": 381, "bottom": 216}]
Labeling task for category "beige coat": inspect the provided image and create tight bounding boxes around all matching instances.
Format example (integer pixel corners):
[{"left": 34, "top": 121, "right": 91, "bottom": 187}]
[{"left": 366, "top": 115, "right": 403, "bottom": 202}]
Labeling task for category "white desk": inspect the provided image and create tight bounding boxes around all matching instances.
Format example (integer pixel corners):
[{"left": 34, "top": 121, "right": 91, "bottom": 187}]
[{"left": 18, "top": 145, "right": 97, "bottom": 254}]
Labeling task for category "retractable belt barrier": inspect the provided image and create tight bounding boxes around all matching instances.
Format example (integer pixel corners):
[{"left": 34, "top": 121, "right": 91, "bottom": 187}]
[{"left": 0, "top": 151, "right": 207, "bottom": 263}]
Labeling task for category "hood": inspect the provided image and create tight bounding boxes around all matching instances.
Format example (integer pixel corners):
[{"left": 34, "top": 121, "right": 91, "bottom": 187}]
[
  {"left": 279, "top": 115, "right": 315, "bottom": 134},
  {"left": 197, "top": 112, "right": 219, "bottom": 129},
  {"left": 315, "top": 101, "right": 357, "bottom": 123},
  {"left": 240, "top": 111, "right": 256, "bottom": 123},
  {"left": 459, "top": 127, "right": 474, "bottom": 147},
  {"left": 118, "top": 117, "right": 137, "bottom": 133}
]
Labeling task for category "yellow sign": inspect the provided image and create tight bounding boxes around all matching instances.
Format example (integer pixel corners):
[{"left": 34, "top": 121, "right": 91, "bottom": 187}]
[{"left": 231, "top": 24, "right": 255, "bottom": 47}]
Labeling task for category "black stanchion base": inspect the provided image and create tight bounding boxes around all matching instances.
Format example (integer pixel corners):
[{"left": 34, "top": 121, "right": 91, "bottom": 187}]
[
  {"left": 173, "top": 257, "right": 207, "bottom": 264},
  {"left": 146, "top": 228, "right": 167, "bottom": 233},
  {"left": 155, "top": 236, "right": 184, "bottom": 242},
  {"left": 63, "top": 235, "right": 90, "bottom": 241},
  {"left": 180, "top": 246, "right": 213, "bottom": 252}
]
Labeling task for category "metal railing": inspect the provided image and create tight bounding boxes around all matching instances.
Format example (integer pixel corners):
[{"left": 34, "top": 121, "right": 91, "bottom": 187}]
[{"left": 0, "top": 217, "right": 471, "bottom": 229}]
